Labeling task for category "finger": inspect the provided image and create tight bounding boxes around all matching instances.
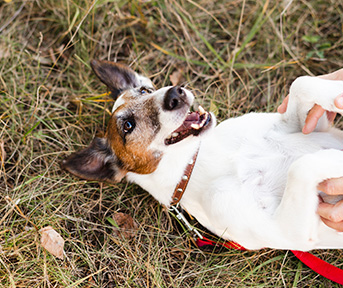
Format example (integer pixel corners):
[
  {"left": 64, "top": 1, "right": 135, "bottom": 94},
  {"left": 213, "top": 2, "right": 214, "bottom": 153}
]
[
  {"left": 334, "top": 94, "right": 343, "bottom": 109},
  {"left": 317, "top": 202, "right": 334, "bottom": 219},
  {"left": 318, "top": 194, "right": 324, "bottom": 203},
  {"left": 277, "top": 96, "right": 289, "bottom": 114},
  {"left": 317, "top": 201, "right": 343, "bottom": 224},
  {"left": 317, "top": 177, "right": 343, "bottom": 195},
  {"left": 319, "top": 68, "right": 343, "bottom": 81},
  {"left": 302, "top": 104, "right": 325, "bottom": 134},
  {"left": 326, "top": 111, "right": 336, "bottom": 125},
  {"left": 320, "top": 217, "right": 343, "bottom": 232},
  {"left": 323, "top": 94, "right": 343, "bottom": 124}
]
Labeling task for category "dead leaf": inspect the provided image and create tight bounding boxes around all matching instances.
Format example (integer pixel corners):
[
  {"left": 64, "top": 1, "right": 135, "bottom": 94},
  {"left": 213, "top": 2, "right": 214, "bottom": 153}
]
[
  {"left": 40, "top": 226, "right": 65, "bottom": 259},
  {"left": 169, "top": 69, "right": 183, "bottom": 86},
  {"left": 112, "top": 212, "right": 138, "bottom": 240}
]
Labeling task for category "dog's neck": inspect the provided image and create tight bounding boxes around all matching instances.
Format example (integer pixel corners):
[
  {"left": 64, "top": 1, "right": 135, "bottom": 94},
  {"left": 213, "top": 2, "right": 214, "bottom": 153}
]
[
  {"left": 126, "top": 138, "right": 201, "bottom": 205},
  {"left": 170, "top": 147, "right": 199, "bottom": 206}
]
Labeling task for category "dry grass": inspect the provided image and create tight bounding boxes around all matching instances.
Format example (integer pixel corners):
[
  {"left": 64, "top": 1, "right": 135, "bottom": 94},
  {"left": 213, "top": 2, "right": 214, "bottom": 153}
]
[{"left": 1, "top": 0, "right": 343, "bottom": 287}]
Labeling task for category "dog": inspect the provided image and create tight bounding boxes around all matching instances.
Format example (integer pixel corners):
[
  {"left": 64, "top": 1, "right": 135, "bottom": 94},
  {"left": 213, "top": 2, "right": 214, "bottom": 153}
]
[{"left": 62, "top": 60, "right": 343, "bottom": 251}]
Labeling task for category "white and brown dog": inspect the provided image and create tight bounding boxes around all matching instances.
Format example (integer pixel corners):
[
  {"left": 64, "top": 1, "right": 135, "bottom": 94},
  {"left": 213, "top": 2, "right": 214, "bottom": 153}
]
[{"left": 63, "top": 60, "right": 343, "bottom": 251}]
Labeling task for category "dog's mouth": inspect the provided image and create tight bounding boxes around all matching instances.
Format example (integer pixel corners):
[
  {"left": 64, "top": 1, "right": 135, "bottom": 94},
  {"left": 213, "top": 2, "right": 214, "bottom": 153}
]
[{"left": 165, "top": 105, "right": 211, "bottom": 145}]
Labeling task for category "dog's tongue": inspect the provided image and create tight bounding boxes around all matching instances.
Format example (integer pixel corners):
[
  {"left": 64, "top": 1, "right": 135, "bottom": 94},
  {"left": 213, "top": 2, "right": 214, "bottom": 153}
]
[
  {"left": 173, "top": 112, "right": 200, "bottom": 133},
  {"left": 165, "top": 105, "right": 210, "bottom": 145}
]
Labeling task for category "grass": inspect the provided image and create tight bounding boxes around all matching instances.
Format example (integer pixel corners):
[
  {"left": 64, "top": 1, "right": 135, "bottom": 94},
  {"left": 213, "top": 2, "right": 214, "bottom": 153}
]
[{"left": 1, "top": 0, "right": 343, "bottom": 287}]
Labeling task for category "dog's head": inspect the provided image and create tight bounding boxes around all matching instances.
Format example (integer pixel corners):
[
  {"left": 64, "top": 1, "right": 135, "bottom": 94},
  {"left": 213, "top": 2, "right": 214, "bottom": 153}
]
[{"left": 62, "top": 60, "right": 214, "bottom": 183}]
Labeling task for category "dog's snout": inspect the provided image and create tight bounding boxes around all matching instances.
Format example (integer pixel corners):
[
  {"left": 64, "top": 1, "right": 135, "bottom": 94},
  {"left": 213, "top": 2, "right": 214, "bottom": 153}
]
[{"left": 163, "top": 86, "right": 186, "bottom": 111}]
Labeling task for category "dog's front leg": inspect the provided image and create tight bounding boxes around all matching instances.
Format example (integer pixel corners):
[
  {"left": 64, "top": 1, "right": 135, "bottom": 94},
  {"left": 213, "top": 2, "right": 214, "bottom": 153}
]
[
  {"left": 282, "top": 76, "right": 343, "bottom": 133},
  {"left": 274, "top": 149, "right": 343, "bottom": 250}
]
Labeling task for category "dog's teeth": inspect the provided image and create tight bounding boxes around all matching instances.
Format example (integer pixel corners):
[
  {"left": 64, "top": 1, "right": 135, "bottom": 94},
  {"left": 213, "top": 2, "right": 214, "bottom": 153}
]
[
  {"left": 191, "top": 123, "right": 201, "bottom": 129},
  {"left": 166, "top": 135, "right": 172, "bottom": 139},
  {"left": 172, "top": 132, "right": 179, "bottom": 137},
  {"left": 198, "top": 105, "right": 205, "bottom": 115}
]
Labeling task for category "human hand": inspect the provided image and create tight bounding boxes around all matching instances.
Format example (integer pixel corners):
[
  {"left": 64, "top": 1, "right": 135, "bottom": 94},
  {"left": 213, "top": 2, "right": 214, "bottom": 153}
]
[
  {"left": 278, "top": 69, "right": 343, "bottom": 232},
  {"left": 277, "top": 68, "right": 343, "bottom": 134},
  {"left": 317, "top": 178, "right": 343, "bottom": 232}
]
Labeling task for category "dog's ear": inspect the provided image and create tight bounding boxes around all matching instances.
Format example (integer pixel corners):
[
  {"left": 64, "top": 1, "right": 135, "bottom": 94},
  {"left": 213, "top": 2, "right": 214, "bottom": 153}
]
[
  {"left": 62, "top": 137, "right": 126, "bottom": 183},
  {"left": 90, "top": 59, "right": 151, "bottom": 99}
]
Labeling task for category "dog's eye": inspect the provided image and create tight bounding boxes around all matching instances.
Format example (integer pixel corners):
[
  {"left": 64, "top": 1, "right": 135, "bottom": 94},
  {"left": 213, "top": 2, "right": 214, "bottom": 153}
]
[
  {"left": 123, "top": 120, "right": 135, "bottom": 133},
  {"left": 139, "top": 87, "right": 152, "bottom": 94}
]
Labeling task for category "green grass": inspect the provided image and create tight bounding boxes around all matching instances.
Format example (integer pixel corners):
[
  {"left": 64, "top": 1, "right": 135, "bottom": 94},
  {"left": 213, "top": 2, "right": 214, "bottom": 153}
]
[{"left": 1, "top": 0, "right": 343, "bottom": 287}]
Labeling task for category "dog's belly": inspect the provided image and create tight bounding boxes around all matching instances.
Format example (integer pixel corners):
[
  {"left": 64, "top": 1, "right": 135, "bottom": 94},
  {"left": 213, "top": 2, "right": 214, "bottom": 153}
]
[
  {"left": 237, "top": 152, "right": 292, "bottom": 215},
  {"left": 214, "top": 113, "right": 343, "bottom": 212},
  {"left": 185, "top": 113, "right": 343, "bottom": 249},
  {"left": 236, "top": 127, "right": 343, "bottom": 215}
]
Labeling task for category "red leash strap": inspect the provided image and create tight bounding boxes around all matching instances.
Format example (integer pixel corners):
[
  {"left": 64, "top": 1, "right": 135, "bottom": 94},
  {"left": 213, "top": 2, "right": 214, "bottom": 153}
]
[
  {"left": 291, "top": 250, "right": 343, "bottom": 285},
  {"left": 196, "top": 236, "right": 246, "bottom": 251},
  {"left": 197, "top": 237, "right": 343, "bottom": 284}
]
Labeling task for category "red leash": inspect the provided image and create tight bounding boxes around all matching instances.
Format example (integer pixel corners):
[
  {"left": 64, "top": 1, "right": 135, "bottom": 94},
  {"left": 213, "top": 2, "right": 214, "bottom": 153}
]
[
  {"left": 197, "top": 236, "right": 343, "bottom": 284},
  {"left": 291, "top": 250, "right": 343, "bottom": 285},
  {"left": 196, "top": 235, "right": 246, "bottom": 251},
  {"left": 170, "top": 205, "right": 343, "bottom": 284}
]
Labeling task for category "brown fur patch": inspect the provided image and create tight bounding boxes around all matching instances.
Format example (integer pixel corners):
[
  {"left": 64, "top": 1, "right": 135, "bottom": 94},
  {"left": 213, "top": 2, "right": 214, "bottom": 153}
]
[{"left": 106, "top": 93, "right": 162, "bottom": 175}]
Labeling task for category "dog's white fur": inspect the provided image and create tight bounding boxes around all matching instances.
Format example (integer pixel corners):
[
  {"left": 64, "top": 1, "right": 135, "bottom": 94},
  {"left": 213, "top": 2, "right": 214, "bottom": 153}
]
[
  {"left": 63, "top": 61, "right": 343, "bottom": 251},
  {"left": 127, "top": 76, "right": 343, "bottom": 251}
]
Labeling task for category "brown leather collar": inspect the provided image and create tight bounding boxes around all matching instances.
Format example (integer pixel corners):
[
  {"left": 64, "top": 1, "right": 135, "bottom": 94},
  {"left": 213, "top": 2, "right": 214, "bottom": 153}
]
[{"left": 170, "top": 148, "right": 199, "bottom": 206}]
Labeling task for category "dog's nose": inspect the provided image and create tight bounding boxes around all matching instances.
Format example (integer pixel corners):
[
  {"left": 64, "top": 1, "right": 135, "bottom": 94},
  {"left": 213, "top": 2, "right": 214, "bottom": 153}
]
[{"left": 163, "top": 86, "right": 186, "bottom": 111}]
